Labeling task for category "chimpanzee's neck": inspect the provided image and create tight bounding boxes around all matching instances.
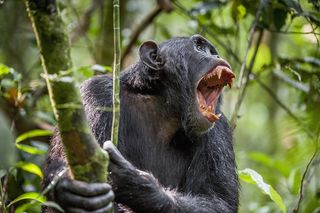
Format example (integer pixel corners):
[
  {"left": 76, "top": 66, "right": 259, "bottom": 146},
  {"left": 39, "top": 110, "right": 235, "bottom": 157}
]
[{"left": 118, "top": 89, "right": 194, "bottom": 188}]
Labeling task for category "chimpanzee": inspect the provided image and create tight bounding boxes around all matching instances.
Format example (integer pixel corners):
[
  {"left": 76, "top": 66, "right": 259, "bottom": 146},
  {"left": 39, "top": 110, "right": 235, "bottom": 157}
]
[{"left": 43, "top": 34, "right": 239, "bottom": 213}]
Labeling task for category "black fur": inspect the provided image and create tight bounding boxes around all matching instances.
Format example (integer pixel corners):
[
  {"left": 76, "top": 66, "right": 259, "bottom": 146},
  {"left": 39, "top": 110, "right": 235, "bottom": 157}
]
[{"left": 43, "top": 35, "right": 239, "bottom": 213}]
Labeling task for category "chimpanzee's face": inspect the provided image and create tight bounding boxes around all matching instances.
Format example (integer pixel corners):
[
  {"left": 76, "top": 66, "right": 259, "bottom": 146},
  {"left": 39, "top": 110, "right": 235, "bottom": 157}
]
[{"left": 139, "top": 35, "right": 235, "bottom": 136}]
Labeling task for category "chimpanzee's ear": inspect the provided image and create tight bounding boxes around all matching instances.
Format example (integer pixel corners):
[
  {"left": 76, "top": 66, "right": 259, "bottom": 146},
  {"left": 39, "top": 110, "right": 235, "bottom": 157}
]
[{"left": 139, "top": 41, "right": 165, "bottom": 70}]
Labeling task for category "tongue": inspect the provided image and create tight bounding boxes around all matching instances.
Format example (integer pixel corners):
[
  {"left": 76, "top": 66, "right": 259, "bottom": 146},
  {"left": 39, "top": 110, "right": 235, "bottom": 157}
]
[
  {"left": 206, "top": 88, "right": 221, "bottom": 105},
  {"left": 197, "top": 90, "right": 206, "bottom": 106},
  {"left": 199, "top": 87, "right": 220, "bottom": 106}
]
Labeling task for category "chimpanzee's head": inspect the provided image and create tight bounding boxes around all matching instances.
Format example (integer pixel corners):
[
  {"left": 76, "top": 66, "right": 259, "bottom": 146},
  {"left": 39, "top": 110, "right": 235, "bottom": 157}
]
[{"left": 138, "top": 34, "right": 235, "bottom": 136}]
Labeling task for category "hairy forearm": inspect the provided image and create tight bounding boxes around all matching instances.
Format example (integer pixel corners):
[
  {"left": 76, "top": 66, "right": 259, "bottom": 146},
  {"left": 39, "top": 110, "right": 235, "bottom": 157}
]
[
  {"left": 112, "top": 169, "right": 174, "bottom": 212},
  {"left": 113, "top": 169, "right": 235, "bottom": 213}
]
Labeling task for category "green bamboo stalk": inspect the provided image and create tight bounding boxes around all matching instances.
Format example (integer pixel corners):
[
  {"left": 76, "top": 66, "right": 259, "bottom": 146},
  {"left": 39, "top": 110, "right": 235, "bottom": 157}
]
[
  {"left": 24, "top": 0, "right": 108, "bottom": 183},
  {"left": 111, "top": 0, "right": 121, "bottom": 146}
]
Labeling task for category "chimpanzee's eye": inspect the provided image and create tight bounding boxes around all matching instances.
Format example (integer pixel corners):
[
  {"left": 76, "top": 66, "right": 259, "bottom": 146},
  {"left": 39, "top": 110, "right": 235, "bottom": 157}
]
[
  {"left": 196, "top": 45, "right": 203, "bottom": 51},
  {"left": 192, "top": 35, "right": 219, "bottom": 56}
]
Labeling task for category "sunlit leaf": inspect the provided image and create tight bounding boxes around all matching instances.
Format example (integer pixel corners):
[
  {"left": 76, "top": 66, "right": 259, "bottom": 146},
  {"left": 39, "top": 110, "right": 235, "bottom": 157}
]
[
  {"left": 15, "top": 161, "right": 43, "bottom": 179},
  {"left": 0, "top": 63, "right": 10, "bottom": 77},
  {"left": 16, "top": 129, "right": 53, "bottom": 143},
  {"left": 15, "top": 202, "right": 42, "bottom": 213},
  {"left": 247, "top": 43, "right": 271, "bottom": 72},
  {"left": 239, "top": 168, "right": 286, "bottom": 213},
  {"left": 103, "top": 66, "right": 113, "bottom": 73},
  {"left": 77, "top": 66, "right": 94, "bottom": 78},
  {"left": 16, "top": 143, "right": 47, "bottom": 155},
  {"left": 7, "top": 192, "right": 45, "bottom": 208},
  {"left": 231, "top": 2, "right": 246, "bottom": 22}
]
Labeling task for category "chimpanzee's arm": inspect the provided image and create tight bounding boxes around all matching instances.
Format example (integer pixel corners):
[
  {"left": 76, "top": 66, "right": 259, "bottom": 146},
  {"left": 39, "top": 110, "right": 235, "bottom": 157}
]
[{"left": 103, "top": 132, "right": 238, "bottom": 213}]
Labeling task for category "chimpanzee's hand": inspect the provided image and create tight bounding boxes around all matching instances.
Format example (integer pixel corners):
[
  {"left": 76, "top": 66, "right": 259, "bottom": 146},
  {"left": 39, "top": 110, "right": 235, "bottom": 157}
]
[
  {"left": 54, "top": 177, "right": 114, "bottom": 213},
  {"left": 103, "top": 141, "right": 143, "bottom": 189},
  {"left": 102, "top": 142, "right": 165, "bottom": 212},
  {"left": 103, "top": 140, "right": 136, "bottom": 172}
]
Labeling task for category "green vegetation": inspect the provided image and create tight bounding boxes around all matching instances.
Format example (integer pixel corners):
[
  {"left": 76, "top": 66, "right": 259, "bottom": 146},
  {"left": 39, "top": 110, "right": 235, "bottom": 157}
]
[{"left": 0, "top": 0, "right": 319, "bottom": 212}]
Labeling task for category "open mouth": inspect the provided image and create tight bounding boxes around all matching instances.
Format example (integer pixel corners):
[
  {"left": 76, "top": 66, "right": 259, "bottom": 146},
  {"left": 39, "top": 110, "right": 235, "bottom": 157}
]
[{"left": 196, "top": 64, "right": 235, "bottom": 122}]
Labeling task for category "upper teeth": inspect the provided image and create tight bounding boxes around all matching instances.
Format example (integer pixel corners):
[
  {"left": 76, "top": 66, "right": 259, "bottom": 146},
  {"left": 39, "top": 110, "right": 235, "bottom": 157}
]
[
  {"left": 204, "top": 72, "right": 215, "bottom": 80},
  {"left": 217, "top": 69, "right": 222, "bottom": 79}
]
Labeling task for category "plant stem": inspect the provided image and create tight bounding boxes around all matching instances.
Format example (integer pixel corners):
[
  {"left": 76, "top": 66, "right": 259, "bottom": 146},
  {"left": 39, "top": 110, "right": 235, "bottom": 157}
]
[{"left": 111, "top": 0, "right": 121, "bottom": 146}]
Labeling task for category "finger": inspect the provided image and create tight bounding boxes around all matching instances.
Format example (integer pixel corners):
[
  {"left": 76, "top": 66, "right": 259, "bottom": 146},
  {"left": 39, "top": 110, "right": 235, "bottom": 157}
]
[
  {"left": 67, "top": 202, "right": 113, "bottom": 213},
  {"left": 60, "top": 190, "right": 114, "bottom": 210},
  {"left": 58, "top": 178, "right": 111, "bottom": 196},
  {"left": 103, "top": 141, "right": 127, "bottom": 166},
  {"left": 96, "top": 202, "right": 113, "bottom": 213}
]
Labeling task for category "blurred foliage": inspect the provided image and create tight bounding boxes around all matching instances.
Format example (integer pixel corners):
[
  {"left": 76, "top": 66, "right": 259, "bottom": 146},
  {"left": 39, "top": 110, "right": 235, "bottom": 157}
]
[
  {"left": 239, "top": 168, "right": 286, "bottom": 213},
  {"left": 0, "top": 0, "right": 319, "bottom": 212}
]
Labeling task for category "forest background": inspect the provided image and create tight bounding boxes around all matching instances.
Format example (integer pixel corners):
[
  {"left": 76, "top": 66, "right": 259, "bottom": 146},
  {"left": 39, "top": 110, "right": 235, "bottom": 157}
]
[{"left": 0, "top": 0, "right": 319, "bottom": 212}]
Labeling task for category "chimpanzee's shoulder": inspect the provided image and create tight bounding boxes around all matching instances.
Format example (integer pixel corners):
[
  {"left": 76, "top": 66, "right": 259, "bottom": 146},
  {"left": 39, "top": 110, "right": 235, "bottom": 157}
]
[
  {"left": 80, "top": 75, "right": 113, "bottom": 103},
  {"left": 80, "top": 74, "right": 113, "bottom": 94}
]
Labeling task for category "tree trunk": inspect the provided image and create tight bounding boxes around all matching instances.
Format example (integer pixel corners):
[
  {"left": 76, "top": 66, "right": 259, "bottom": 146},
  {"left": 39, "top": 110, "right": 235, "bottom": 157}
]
[{"left": 24, "top": 0, "right": 108, "bottom": 183}]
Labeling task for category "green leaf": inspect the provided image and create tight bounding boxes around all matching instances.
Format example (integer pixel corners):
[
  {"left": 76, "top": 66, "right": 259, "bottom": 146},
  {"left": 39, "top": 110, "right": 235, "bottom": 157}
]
[
  {"left": 15, "top": 161, "right": 43, "bottom": 179},
  {"left": 0, "top": 63, "right": 10, "bottom": 77},
  {"left": 231, "top": 2, "right": 247, "bottom": 22},
  {"left": 15, "top": 202, "right": 42, "bottom": 213},
  {"left": 77, "top": 66, "right": 94, "bottom": 78},
  {"left": 246, "top": 43, "right": 271, "bottom": 72},
  {"left": 103, "top": 66, "right": 112, "bottom": 73},
  {"left": 239, "top": 168, "right": 286, "bottom": 213},
  {"left": 288, "top": 169, "right": 301, "bottom": 194},
  {"left": 7, "top": 192, "right": 45, "bottom": 208},
  {"left": 16, "top": 143, "right": 47, "bottom": 155},
  {"left": 16, "top": 129, "right": 53, "bottom": 143}
]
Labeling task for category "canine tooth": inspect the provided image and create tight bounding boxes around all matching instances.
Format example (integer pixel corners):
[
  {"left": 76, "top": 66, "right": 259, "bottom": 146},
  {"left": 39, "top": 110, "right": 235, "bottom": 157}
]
[
  {"left": 212, "top": 113, "right": 220, "bottom": 120},
  {"left": 217, "top": 69, "right": 222, "bottom": 79}
]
